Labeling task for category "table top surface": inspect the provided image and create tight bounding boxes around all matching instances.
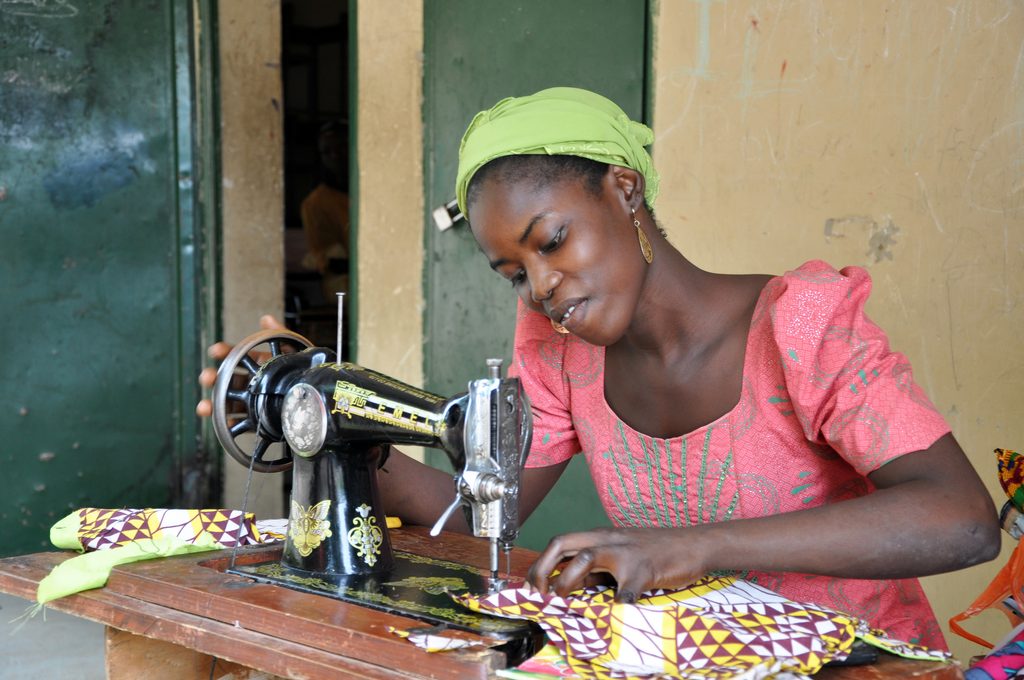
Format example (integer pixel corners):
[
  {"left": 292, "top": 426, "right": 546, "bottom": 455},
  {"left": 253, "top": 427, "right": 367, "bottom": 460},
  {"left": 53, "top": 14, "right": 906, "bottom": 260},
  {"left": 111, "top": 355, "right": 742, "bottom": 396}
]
[{"left": 0, "top": 527, "right": 964, "bottom": 679}]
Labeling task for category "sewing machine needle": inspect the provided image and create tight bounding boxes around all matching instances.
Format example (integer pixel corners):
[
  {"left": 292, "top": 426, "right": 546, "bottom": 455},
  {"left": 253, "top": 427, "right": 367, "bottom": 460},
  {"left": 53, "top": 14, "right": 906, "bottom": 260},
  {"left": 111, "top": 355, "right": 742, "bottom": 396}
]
[
  {"left": 490, "top": 537, "right": 499, "bottom": 582},
  {"left": 336, "top": 292, "right": 345, "bottom": 361}
]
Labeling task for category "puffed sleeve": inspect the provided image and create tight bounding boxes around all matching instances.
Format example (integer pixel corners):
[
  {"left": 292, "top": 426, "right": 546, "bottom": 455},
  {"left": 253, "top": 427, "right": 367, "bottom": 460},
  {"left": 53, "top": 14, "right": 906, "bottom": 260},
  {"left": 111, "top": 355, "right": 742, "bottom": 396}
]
[
  {"left": 769, "top": 261, "right": 951, "bottom": 476},
  {"left": 508, "top": 301, "right": 581, "bottom": 467}
]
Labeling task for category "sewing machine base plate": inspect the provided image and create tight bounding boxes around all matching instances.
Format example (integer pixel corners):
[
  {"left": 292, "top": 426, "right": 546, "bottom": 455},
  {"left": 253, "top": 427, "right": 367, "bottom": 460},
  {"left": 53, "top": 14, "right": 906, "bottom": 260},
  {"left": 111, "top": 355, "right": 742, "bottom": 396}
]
[{"left": 228, "top": 549, "right": 540, "bottom": 651}]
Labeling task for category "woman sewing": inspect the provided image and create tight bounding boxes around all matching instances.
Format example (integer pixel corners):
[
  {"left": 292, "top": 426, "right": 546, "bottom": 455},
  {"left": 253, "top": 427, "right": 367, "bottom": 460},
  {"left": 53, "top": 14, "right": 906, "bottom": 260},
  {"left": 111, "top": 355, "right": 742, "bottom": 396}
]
[{"left": 200, "top": 87, "right": 998, "bottom": 650}]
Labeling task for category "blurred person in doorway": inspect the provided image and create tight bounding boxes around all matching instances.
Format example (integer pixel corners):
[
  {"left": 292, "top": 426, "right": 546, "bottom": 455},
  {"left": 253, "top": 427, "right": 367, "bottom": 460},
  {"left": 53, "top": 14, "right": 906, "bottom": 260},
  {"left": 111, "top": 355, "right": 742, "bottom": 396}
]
[{"left": 300, "top": 120, "right": 350, "bottom": 301}]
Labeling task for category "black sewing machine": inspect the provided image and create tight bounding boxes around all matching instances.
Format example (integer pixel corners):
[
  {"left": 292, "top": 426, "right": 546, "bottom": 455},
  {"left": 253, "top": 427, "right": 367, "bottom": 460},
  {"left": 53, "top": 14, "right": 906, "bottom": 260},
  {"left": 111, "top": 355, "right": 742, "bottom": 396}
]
[{"left": 209, "top": 315, "right": 536, "bottom": 646}]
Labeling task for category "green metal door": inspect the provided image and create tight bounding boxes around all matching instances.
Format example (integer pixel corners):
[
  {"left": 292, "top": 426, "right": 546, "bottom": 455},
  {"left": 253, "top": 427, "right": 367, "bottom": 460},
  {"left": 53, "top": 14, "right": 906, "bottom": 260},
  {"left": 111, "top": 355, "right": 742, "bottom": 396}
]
[
  {"left": 0, "top": 0, "right": 215, "bottom": 556},
  {"left": 422, "top": 1, "right": 649, "bottom": 550}
]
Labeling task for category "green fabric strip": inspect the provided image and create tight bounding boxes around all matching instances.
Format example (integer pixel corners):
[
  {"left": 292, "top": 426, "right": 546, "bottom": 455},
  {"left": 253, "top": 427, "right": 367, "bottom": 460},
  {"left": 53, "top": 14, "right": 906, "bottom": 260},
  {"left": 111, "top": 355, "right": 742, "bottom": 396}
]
[
  {"left": 49, "top": 510, "right": 85, "bottom": 551},
  {"left": 36, "top": 534, "right": 222, "bottom": 604}
]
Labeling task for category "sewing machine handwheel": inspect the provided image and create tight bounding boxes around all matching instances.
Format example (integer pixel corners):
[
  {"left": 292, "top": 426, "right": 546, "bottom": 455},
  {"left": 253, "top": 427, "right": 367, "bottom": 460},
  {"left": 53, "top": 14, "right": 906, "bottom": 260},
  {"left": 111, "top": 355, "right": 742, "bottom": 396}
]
[{"left": 211, "top": 328, "right": 313, "bottom": 473}]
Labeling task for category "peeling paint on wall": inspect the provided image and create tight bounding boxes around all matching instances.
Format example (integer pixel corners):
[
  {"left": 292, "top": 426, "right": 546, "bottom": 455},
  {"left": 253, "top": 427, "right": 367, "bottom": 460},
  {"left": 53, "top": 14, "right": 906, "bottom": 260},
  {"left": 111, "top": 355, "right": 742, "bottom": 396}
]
[
  {"left": 43, "top": 150, "right": 136, "bottom": 209},
  {"left": 35, "top": 128, "right": 156, "bottom": 209},
  {"left": 865, "top": 219, "right": 899, "bottom": 263},
  {"left": 823, "top": 214, "right": 900, "bottom": 263}
]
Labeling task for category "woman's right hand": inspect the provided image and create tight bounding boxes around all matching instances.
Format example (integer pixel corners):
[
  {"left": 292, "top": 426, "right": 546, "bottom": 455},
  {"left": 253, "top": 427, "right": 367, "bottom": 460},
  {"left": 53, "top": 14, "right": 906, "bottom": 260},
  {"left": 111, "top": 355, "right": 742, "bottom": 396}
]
[{"left": 195, "top": 314, "right": 287, "bottom": 418}]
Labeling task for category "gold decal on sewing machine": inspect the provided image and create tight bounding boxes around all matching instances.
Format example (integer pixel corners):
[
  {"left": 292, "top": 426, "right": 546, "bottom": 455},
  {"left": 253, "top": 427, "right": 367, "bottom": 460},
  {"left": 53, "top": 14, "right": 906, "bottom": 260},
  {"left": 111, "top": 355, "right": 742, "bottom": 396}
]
[
  {"left": 239, "top": 554, "right": 526, "bottom": 633},
  {"left": 331, "top": 380, "right": 435, "bottom": 435},
  {"left": 289, "top": 500, "right": 333, "bottom": 557},
  {"left": 331, "top": 381, "right": 374, "bottom": 416},
  {"left": 347, "top": 503, "right": 384, "bottom": 567},
  {"left": 383, "top": 576, "right": 468, "bottom": 595},
  {"left": 357, "top": 371, "right": 446, "bottom": 405},
  {"left": 401, "top": 551, "right": 481, "bottom": 575}
]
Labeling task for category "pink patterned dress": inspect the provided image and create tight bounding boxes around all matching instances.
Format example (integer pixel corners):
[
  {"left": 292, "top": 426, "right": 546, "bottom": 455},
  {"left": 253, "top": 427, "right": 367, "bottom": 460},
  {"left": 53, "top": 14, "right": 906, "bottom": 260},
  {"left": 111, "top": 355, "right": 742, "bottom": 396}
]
[{"left": 511, "top": 260, "right": 951, "bottom": 650}]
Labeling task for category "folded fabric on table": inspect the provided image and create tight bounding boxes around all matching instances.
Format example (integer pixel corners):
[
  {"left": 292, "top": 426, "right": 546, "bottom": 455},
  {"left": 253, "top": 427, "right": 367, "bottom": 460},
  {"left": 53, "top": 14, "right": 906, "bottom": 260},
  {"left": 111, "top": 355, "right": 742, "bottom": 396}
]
[
  {"left": 37, "top": 507, "right": 283, "bottom": 604},
  {"left": 457, "top": 575, "right": 950, "bottom": 680}
]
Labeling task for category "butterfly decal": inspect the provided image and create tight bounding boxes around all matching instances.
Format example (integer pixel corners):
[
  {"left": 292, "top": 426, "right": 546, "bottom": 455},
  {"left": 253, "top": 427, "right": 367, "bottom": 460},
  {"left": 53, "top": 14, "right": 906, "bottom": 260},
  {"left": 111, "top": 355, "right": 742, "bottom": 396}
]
[{"left": 289, "top": 499, "right": 333, "bottom": 557}]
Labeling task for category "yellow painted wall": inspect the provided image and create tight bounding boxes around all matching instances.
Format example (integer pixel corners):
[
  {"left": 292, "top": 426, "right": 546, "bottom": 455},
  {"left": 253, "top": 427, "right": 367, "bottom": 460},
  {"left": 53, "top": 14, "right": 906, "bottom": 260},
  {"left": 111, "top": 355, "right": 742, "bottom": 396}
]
[
  {"left": 218, "top": 0, "right": 285, "bottom": 518},
  {"left": 353, "top": 0, "right": 424, "bottom": 390},
  {"left": 352, "top": 0, "right": 426, "bottom": 464},
  {"left": 651, "top": 0, "right": 1024, "bottom": 659}
]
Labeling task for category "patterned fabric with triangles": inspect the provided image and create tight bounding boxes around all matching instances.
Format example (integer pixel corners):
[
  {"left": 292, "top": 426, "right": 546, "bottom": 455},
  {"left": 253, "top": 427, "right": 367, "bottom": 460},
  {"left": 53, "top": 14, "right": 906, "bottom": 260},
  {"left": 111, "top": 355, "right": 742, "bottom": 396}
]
[
  {"left": 75, "top": 507, "right": 270, "bottom": 551},
  {"left": 456, "top": 576, "right": 951, "bottom": 680}
]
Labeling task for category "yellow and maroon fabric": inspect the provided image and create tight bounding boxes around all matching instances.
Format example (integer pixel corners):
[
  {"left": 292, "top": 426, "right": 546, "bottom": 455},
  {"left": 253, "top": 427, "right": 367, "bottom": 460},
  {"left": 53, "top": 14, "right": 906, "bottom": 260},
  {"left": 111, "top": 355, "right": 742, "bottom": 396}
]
[
  {"left": 70, "top": 507, "right": 264, "bottom": 550},
  {"left": 457, "top": 576, "right": 950, "bottom": 680},
  {"left": 37, "top": 508, "right": 285, "bottom": 605}
]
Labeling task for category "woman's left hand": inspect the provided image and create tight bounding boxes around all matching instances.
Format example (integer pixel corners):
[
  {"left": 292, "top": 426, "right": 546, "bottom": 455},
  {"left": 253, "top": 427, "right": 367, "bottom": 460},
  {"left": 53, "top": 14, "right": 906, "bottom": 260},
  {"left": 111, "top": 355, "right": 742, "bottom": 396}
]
[{"left": 526, "top": 527, "right": 706, "bottom": 603}]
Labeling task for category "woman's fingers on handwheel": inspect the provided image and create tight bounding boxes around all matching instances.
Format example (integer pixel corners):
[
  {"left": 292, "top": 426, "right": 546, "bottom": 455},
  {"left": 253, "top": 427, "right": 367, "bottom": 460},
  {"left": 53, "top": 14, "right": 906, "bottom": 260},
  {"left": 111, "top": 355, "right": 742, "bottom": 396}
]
[
  {"left": 197, "top": 317, "right": 288, "bottom": 420},
  {"left": 199, "top": 341, "right": 243, "bottom": 421},
  {"left": 195, "top": 399, "right": 213, "bottom": 418},
  {"left": 197, "top": 367, "right": 217, "bottom": 419},
  {"left": 198, "top": 366, "right": 217, "bottom": 388},
  {"left": 207, "top": 341, "right": 233, "bottom": 361},
  {"left": 259, "top": 314, "right": 286, "bottom": 330}
]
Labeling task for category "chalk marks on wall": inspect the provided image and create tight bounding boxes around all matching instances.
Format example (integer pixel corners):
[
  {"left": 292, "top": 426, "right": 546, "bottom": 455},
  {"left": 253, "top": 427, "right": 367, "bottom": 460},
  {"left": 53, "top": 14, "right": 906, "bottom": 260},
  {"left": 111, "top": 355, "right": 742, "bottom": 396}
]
[
  {"left": 1, "top": 0, "right": 78, "bottom": 19},
  {"left": 689, "top": 0, "right": 716, "bottom": 80},
  {"left": 964, "top": 121, "right": 1024, "bottom": 217}
]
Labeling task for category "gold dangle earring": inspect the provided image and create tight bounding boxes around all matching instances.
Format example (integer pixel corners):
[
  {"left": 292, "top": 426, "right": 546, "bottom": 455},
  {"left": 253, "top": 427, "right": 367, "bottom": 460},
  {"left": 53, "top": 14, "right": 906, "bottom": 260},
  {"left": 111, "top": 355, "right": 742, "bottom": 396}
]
[{"left": 634, "top": 209, "right": 653, "bottom": 264}]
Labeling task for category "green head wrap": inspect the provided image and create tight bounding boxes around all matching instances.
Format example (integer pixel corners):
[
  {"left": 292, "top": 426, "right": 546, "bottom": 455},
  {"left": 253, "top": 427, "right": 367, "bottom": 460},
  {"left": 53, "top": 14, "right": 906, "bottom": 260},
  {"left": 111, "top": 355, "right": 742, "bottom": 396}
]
[{"left": 455, "top": 87, "right": 659, "bottom": 217}]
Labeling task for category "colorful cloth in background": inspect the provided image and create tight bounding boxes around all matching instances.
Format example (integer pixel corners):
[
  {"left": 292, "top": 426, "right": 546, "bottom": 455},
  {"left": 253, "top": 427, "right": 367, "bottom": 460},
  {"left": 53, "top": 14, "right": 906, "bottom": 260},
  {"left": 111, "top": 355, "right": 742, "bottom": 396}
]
[
  {"left": 965, "top": 622, "right": 1024, "bottom": 679},
  {"left": 998, "top": 449, "right": 1024, "bottom": 513},
  {"left": 457, "top": 576, "right": 950, "bottom": 680},
  {"left": 37, "top": 508, "right": 284, "bottom": 605},
  {"left": 455, "top": 87, "right": 659, "bottom": 215}
]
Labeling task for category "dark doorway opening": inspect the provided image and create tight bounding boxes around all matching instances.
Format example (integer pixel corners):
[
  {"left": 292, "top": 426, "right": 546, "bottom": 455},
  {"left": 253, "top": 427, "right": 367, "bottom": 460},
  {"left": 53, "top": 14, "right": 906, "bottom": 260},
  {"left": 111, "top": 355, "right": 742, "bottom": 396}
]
[{"left": 281, "top": 0, "right": 349, "bottom": 353}]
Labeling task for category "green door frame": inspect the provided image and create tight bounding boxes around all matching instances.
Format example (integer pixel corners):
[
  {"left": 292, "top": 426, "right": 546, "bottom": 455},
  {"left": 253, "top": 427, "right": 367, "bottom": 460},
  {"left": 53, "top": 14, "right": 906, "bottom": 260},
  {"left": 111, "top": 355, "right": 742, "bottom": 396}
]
[{"left": 183, "top": 0, "right": 224, "bottom": 508}]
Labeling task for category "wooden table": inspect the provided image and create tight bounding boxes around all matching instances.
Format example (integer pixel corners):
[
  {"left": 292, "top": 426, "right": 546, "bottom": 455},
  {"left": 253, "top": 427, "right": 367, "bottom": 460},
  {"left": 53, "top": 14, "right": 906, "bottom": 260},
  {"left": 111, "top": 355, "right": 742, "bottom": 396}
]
[{"left": 0, "top": 528, "right": 963, "bottom": 679}]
